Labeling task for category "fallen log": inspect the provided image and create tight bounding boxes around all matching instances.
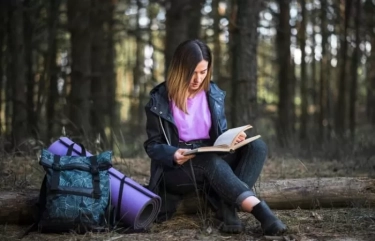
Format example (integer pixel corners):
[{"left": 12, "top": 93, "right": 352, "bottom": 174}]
[
  {"left": 1, "top": 177, "right": 374, "bottom": 224},
  {"left": 179, "top": 177, "right": 375, "bottom": 214}
]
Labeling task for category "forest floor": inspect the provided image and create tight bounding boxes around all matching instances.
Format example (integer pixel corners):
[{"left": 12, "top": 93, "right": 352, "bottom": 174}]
[{"left": 0, "top": 148, "right": 374, "bottom": 241}]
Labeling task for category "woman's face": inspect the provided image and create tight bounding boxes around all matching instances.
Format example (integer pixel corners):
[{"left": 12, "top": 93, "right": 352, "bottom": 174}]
[{"left": 188, "top": 60, "right": 208, "bottom": 92}]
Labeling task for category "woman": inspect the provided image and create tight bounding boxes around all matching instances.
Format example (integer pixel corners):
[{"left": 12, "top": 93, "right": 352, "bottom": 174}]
[{"left": 144, "top": 39, "right": 286, "bottom": 235}]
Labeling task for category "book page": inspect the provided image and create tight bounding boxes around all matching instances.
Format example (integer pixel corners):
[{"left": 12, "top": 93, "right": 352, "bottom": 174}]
[
  {"left": 213, "top": 125, "right": 252, "bottom": 147},
  {"left": 183, "top": 134, "right": 261, "bottom": 156}
]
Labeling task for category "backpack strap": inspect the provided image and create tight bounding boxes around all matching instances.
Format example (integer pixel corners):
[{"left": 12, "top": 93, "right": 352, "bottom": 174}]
[
  {"left": 50, "top": 155, "right": 61, "bottom": 190},
  {"left": 89, "top": 156, "right": 101, "bottom": 198},
  {"left": 66, "top": 143, "right": 87, "bottom": 156}
]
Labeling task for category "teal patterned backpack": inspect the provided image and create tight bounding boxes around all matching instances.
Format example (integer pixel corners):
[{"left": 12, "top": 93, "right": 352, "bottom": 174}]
[{"left": 36, "top": 147, "right": 113, "bottom": 233}]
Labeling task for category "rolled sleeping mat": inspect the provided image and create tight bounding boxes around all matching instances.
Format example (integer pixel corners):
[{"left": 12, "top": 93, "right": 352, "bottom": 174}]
[
  {"left": 47, "top": 137, "right": 162, "bottom": 230},
  {"left": 108, "top": 167, "right": 161, "bottom": 230}
]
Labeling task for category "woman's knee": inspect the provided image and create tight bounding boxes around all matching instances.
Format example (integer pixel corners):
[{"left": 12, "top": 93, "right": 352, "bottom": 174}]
[
  {"left": 249, "top": 138, "right": 268, "bottom": 156},
  {"left": 197, "top": 154, "right": 231, "bottom": 173}
]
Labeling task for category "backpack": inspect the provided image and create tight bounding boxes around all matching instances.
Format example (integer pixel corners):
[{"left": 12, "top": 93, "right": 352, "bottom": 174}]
[{"left": 36, "top": 144, "right": 113, "bottom": 233}]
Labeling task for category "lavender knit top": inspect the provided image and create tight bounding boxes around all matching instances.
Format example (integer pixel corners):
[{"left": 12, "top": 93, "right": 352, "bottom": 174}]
[{"left": 171, "top": 90, "right": 211, "bottom": 142}]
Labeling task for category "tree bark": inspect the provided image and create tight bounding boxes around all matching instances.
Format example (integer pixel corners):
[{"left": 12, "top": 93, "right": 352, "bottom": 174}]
[
  {"left": 299, "top": 0, "right": 308, "bottom": 141},
  {"left": 231, "top": 0, "right": 261, "bottom": 127},
  {"left": 8, "top": 0, "right": 28, "bottom": 148},
  {"left": 212, "top": 0, "right": 222, "bottom": 84},
  {"left": 0, "top": 5, "right": 6, "bottom": 136},
  {"left": 276, "top": 0, "right": 294, "bottom": 146},
  {"left": 91, "top": 0, "right": 109, "bottom": 147},
  {"left": 106, "top": 1, "right": 117, "bottom": 149},
  {"left": 164, "top": 0, "right": 203, "bottom": 72},
  {"left": 319, "top": 1, "right": 328, "bottom": 141},
  {"left": 1, "top": 177, "right": 374, "bottom": 224},
  {"left": 67, "top": 0, "right": 92, "bottom": 137},
  {"left": 23, "top": 0, "right": 37, "bottom": 137},
  {"left": 179, "top": 177, "right": 375, "bottom": 214},
  {"left": 335, "top": 0, "right": 353, "bottom": 135},
  {"left": 46, "top": 0, "right": 61, "bottom": 141},
  {"left": 349, "top": 0, "right": 361, "bottom": 140}
]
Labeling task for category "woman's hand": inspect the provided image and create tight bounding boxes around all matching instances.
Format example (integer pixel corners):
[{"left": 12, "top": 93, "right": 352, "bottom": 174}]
[
  {"left": 173, "top": 149, "right": 195, "bottom": 165},
  {"left": 235, "top": 131, "right": 247, "bottom": 144}
]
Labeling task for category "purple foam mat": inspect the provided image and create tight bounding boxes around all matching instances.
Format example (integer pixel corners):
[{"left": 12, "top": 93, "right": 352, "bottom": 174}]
[
  {"left": 47, "top": 137, "right": 161, "bottom": 230},
  {"left": 109, "top": 168, "right": 161, "bottom": 229}
]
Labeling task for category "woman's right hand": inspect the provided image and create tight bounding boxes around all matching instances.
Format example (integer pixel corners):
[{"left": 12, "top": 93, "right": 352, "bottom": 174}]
[{"left": 173, "top": 149, "right": 195, "bottom": 165}]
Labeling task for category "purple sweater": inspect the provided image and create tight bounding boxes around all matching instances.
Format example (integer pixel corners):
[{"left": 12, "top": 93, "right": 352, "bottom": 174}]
[{"left": 171, "top": 90, "right": 211, "bottom": 142}]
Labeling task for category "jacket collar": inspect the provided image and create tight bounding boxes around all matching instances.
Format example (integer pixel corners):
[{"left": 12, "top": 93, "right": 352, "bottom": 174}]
[{"left": 149, "top": 82, "right": 174, "bottom": 123}]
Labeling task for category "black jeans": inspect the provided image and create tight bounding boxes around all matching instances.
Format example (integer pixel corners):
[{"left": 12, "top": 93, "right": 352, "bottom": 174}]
[{"left": 163, "top": 139, "right": 268, "bottom": 207}]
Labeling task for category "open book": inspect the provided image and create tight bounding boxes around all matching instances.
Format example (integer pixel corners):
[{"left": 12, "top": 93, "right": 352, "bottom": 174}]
[{"left": 183, "top": 124, "right": 261, "bottom": 155}]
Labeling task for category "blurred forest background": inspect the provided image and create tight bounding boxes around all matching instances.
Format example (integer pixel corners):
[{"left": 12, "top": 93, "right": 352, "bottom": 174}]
[{"left": 0, "top": 0, "right": 374, "bottom": 166}]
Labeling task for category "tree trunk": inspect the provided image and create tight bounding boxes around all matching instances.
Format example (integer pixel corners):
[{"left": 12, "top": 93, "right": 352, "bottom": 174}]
[
  {"left": 2, "top": 177, "right": 374, "bottom": 224},
  {"left": 276, "top": 0, "right": 294, "bottom": 146},
  {"left": 311, "top": 4, "right": 318, "bottom": 140},
  {"left": 23, "top": 0, "right": 37, "bottom": 137},
  {"left": 91, "top": 0, "right": 109, "bottom": 147},
  {"left": 46, "top": 0, "right": 61, "bottom": 141},
  {"left": 349, "top": 0, "right": 361, "bottom": 140},
  {"left": 179, "top": 177, "right": 375, "bottom": 214},
  {"left": 299, "top": 0, "right": 308, "bottom": 141},
  {"left": 230, "top": 0, "right": 261, "bottom": 127},
  {"left": 319, "top": 1, "right": 328, "bottom": 141},
  {"left": 106, "top": 1, "right": 117, "bottom": 149},
  {"left": 8, "top": 1, "right": 28, "bottom": 148},
  {"left": 212, "top": 0, "right": 222, "bottom": 84},
  {"left": 164, "top": 0, "right": 203, "bottom": 72},
  {"left": 335, "top": 0, "right": 353, "bottom": 135},
  {"left": 129, "top": 0, "right": 145, "bottom": 132},
  {"left": 368, "top": 37, "right": 375, "bottom": 125},
  {"left": 188, "top": 0, "right": 204, "bottom": 40},
  {"left": 0, "top": 5, "right": 6, "bottom": 136},
  {"left": 67, "top": 0, "right": 92, "bottom": 137},
  {"left": 366, "top": 0, "right": 375, "bottom": 125}
]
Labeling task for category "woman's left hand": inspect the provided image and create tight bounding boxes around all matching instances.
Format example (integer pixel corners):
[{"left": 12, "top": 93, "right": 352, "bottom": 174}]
[{"left": 235, "top": 131, "right": 247, "bottom": 144}]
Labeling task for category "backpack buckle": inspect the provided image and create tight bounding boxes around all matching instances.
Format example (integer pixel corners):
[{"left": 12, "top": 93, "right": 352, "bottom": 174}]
[
  {"left": 90, "top": 165, "right": 99, "bottom": 174},
  {"left": 52, "top": 163, "right": 61, "bottom": 171},
  {"left": 92, "top": 190, "right": 101, "bottom": 198}
]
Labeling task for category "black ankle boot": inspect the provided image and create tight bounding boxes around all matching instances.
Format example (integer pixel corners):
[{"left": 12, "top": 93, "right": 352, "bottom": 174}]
[
  {"left": 251, "top": 201, "right": 287, "bottom": 235},
  {"left": 214, "top": 200, "right": 244, "bottom": 234}
]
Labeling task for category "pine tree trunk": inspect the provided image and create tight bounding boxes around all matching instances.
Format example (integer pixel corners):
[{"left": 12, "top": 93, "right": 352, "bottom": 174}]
[
  {"left": 0, "top": 6, "right": 5, "bottom": 136},
  {"left": 230, "top": 0, "right": 261, "bottom": 127},
  {"left": 23, "top": 0, "right": 37, "bottom": 137},
  {"left": 349, "top": 0, "right": 361, "bottom": 139},
  {"left": 276, "top": 0, "right": 293, "bottom": 146},
  {"left": 299, "top": 0, "right": 308, "bottom": 141},
  {"left": 91, "top": 0, "right": 109, "bottom": 147},
  {"left": 367, "top": 36, "right": 375, "bottom": 125},
  {"left": 164, "top": 0, "right": 203, "bottom": 72},
  {"left": 106, "top": 1, "right": 117, "bottom": 149},
  {"left": 67, "top": 0, "right": 92, "bottom": 137},
  {"left": 212, "top": 0, "right": 222, "bottom": 84},
  {"left": 8, "top": 1, "right": 28, "bottom": 148},
  {"left": 335, "top": 0, "right": 353, "bottom": 135},
  {"left": 46, "top": 0, "right": 61, "bottom": 140},
  {"left": 319, "top": 1, "right": 328, "bottom": 141}
]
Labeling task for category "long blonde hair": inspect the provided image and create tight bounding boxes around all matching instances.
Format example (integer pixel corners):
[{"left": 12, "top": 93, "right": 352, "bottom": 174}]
[{"left": 166, "top": 39, "right": 212, "bottom": 113}]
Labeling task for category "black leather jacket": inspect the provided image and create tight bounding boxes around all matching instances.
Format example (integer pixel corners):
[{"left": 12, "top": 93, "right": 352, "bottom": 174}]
[{"left": 143, "top": 81, "right": 228, "bottom": 192}]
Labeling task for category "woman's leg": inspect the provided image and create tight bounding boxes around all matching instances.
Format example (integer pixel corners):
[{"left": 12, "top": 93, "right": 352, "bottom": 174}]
[
  {"left": 224, "top": 139, "right": 268, "bottom": 190},
  {"left": 164, "top": 153, "right": 253, "bottom": 204},
  {"left": 163, "top": 152, "right": 286, "bottom": 235}
]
